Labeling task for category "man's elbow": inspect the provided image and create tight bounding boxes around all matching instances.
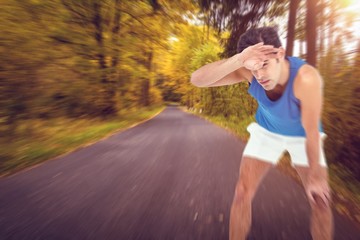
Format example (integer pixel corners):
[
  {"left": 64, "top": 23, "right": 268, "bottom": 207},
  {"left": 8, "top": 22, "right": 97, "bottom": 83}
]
[{"left": 190, "top": 71, "right": 206, "bottom": 87}]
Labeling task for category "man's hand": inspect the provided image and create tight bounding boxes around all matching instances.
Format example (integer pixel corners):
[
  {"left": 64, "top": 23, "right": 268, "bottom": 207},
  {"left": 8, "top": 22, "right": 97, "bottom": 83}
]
[
  {"left": 238, "top": 42, "right": 279, "bottom": 71},
  {"left": 305, "top": 168, "right": 331, "bottom": 209}
]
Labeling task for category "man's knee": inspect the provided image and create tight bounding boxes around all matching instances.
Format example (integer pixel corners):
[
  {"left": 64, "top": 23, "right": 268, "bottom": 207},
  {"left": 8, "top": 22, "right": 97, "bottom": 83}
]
[
  {"left": 233, "top": 182, "right": 254, "bottom": 203},
  {"left": 309, "top": 194, "right": 332, "bottom": 213}
]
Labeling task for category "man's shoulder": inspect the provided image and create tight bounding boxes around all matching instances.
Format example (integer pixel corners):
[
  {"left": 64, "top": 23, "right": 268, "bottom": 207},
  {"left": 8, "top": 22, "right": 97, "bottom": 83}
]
[
  {"left": 299, "top": 63, "right": 319, "bottom": 77},
  {"left": 294, "top": 63, "right": 323, "bottom": 98}
]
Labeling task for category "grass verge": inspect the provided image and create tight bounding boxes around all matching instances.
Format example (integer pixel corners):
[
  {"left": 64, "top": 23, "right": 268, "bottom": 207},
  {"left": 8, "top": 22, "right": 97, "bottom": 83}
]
[{"left": 0, "top": 105, "right": 165, "bottom": 177}]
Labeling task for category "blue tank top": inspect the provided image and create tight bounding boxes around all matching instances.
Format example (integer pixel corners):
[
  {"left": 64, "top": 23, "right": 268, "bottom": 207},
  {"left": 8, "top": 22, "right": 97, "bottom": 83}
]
[{"left": 248, "top": 56, "right": 324, "bottom": 137}]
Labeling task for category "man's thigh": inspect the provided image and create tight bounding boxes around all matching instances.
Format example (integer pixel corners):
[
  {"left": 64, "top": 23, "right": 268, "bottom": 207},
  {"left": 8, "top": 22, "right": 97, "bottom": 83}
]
[
  {"left": 243, "top": 122, "right": 285, "bottom": 165},
  {"left": 237, "top": 157, "right": 273, "bottom": 193}
]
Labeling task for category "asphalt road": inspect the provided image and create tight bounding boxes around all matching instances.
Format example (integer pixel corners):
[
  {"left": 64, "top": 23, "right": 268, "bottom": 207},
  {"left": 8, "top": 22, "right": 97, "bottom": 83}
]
[{"left": 0, "top": 106, "right": 359, "bottom": 240}]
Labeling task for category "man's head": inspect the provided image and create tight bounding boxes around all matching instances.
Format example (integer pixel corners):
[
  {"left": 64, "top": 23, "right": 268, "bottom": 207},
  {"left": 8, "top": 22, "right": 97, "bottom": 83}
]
[
  {"left": 237, "top": 27, "right": 282, "bottom": 53},
  {"left": 237, "top": 27, "right": 287, "bottom": 91}
]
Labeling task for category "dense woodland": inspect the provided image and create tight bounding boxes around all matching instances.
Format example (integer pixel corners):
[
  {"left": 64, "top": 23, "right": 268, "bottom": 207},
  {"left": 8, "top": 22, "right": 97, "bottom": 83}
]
[{"left": 1, "top": 0, "right": 359, "bottom": 183}]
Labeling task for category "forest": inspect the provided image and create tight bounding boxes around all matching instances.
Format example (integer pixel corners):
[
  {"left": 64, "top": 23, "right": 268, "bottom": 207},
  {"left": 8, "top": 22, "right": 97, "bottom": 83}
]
[{"left": 1, "top": 0, "right": 359, "bottom": 224}]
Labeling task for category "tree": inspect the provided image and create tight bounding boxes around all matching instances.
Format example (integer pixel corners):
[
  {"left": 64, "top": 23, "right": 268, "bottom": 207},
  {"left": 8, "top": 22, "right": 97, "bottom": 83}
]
[
  {"left": 0, "top": 0, "right": 197, "bottom": 135},
  {"left": 0, "top": 0, "right": 55, "bottom": 135},
  {"left": 197, "top": 0, "right": 286, "bottom": 57},
  {"left": 305, "top": 0, "right": 317, "bottom": 66},
  {"left": 286, "top": 0, "right": 301, "bottom": 56}
]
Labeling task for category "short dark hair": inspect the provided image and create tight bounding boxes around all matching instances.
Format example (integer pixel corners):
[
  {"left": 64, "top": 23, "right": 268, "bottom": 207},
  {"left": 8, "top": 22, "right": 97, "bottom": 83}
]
[{"left": 236, "top": 27, "right": 282, "bottom": 53}]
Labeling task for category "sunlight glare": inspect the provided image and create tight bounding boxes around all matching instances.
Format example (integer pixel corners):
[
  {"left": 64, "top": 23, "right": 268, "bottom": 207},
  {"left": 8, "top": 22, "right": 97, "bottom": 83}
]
[{"left": 344, "top": 0, "right": 360, "bottom": 14}]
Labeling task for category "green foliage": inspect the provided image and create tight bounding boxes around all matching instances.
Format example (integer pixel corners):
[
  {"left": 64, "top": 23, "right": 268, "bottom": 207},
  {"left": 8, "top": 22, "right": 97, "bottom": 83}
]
[
  {"left": 322, "top": 43, "right": 360, "bottom": 181},
  {"left": 156, "top": 24, "right": 204, "bottom": 103},
  {"left": 188, "top": 37, "right": 256, "bottom": 119},
  {"left": 0, "top": 0, "right": 198, "bottom": 136}
]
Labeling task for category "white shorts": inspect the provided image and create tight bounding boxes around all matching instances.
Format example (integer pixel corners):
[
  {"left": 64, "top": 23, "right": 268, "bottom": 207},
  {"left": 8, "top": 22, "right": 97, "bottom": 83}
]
[{"left": 243, "top": 122, "right": 328, "bottom": 167}]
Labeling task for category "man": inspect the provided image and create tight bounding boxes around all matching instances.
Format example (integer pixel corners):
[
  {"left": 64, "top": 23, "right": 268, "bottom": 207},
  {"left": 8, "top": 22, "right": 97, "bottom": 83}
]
[{"left": 190, "top": 27, "right": 333, "bottom": 240}]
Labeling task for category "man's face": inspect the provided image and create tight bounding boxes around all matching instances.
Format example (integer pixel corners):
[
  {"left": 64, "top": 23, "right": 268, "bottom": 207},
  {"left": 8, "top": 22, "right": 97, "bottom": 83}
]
[{"left": 251, "top": 58, "right": 282, "bottom": 91}]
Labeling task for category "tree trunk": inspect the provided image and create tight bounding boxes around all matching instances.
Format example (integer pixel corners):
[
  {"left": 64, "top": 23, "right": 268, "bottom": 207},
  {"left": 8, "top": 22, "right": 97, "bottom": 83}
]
[
  {"left": 318, "top": 0, "right": 325, "bottom": 59},
  {"left": 142, "top": 49, "right": 153, "bottom": 107},
  {"left": 93, "top": 2, "right": 107, "bottom": 80},
  {"left": 141, "top": 79, "right": 150, "bottom": 106},
  {"left": 93, "top": 2, "right": 116, "bottom": 116},
  {"left": 306, "top": 0, "right": 317, "bottom": 66},
  {"left": 111, "top": 0, "right": 121, "bottom": 69},
  {"left": 5, "top": 110, "right": 18, "bottom": 139},
  {"left": 286, "top": 0, "right": 300, "bottom": 56}
]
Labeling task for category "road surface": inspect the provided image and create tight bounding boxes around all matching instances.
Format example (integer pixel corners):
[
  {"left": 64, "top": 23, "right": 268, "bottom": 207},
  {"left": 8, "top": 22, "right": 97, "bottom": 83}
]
[{"left": 0, "top": 106, "right": 359, "bottom": 239}]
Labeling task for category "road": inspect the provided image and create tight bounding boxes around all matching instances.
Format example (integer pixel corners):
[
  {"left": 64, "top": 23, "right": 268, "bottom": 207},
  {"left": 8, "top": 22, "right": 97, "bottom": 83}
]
[{"left": 0, "top": 106, "right": 359, "bottom": 240}]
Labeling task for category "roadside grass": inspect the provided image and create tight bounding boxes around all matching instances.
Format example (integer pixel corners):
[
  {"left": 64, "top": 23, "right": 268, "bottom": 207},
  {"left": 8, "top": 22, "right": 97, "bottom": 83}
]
[
  {"left": 0, "top": 105, "right": 165, "bottom": 177},
  {"left": 186, "top": 108, "right": 360, "bottom": 227}
]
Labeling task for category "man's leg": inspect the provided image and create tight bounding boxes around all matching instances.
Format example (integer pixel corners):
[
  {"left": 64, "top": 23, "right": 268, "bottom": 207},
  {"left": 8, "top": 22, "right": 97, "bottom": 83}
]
[
  {"left": 229, "top": 157, "right": 273, "bottom": 240},
  {"left": 294, "top": 166, "right": 334, "bottom": 240}
]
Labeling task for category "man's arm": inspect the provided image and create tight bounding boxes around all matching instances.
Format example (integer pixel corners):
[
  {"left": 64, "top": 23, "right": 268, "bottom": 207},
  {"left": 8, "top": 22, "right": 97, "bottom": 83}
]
[
  {"left": 190, "top": 54, "right": 249, "bottom": 87},
  {"left": 296, "top": 65, "right": 331, "bottom": 206},
  {"left": 296, "top": 64, "right": 324, "bottom": 170},
  {"left": 190, "top": 42, "right": 278, "bottom": 87}
]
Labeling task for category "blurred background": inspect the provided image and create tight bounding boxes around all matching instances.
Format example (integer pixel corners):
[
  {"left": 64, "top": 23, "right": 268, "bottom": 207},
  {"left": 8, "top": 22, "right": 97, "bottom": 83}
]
[{"left": 0, "top": 0, "right": 359, "bottom": 226}]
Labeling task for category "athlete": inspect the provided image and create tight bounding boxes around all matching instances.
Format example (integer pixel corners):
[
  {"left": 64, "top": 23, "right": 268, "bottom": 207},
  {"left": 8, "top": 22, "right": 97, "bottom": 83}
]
[{"left": 190, "top": 27, "right": 333, "bottom": 240}]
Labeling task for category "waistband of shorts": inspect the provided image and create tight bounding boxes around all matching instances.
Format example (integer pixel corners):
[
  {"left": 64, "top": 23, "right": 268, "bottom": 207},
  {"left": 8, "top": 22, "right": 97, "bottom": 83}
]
[{"left": 247, "top": 122, "right": 327, "bottom": 140}]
